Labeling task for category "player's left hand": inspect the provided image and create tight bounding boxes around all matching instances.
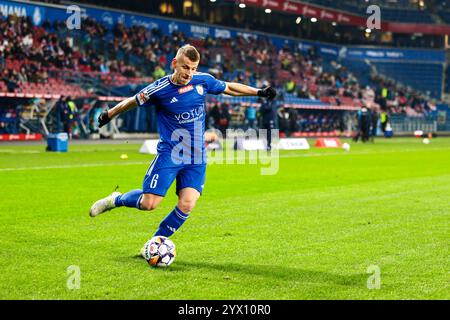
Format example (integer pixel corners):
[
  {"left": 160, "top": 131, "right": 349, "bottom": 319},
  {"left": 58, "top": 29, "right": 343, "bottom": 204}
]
[
  {"left": 258, "top": 86, "right": 277, "bottom": 100},
  {"left": 98, "top": 110, "right": 111, "bottom": 128}
]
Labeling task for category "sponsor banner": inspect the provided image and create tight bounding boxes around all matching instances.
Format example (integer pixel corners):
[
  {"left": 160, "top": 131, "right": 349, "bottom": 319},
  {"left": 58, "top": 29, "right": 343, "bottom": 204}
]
[
  {"left": 278, "top": 138, "right": 310, "bottom": 150},
  {"left": 297, "top": 40, "right": 341, "bottom": 57},
  {"left": 239, "top": 0, "right": 450, "bottom": 35},
  {"left": 0, "top": 0, "right": 46, "bottom": 25},
  {"left": 343, "top": 46, "right": 445, "bottom": 62},
  {"left": 240, "top": 0, "right": 363, "bottom": 24},
  {"left": 385, "top": 21, "right": 450, "bottom": 35},
  {"left": 291, "top": 131, "right": 345, "bottom": 137},
  {"left": 235, "top": 139, "right": 266, "bottom": 150},
  {"left": 0, "top": 133, "right": 43, "bottom": 141},
  {"left": 0, "top": 92, "right": 63, "bottom": 99},
  {"left": 314, "top": 138, "right": 342, "bottom": 148}
]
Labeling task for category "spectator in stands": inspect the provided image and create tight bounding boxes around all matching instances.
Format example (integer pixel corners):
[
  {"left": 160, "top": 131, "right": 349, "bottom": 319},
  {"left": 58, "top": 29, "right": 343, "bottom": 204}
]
[
  {"left": 37, "top": 69, "right": 48, "bottom": 84},
  {"left": 2, "top": 69, "right": 19, "bottom": 92},
  {"left": 61, "top": 96, "right": 74, "bottom": 137},
  {"left": 244, "top": 105, "right": 257, "bottom": 130},
  {"left": 54, "top": 96, "right": 70, "bottom": 134},
  {"left": 208, "top": 102, "right": 219, "bottom": 129},
  {"left": 99, "top": 59, "right": 110, "bottom": 74},
  {"left": 17, "top": 67, "right": 28, "bottom": 84},
  {"left": 285, "top": 79, "right": 296, "bottom": 93},
  {"left": 278, "top": 107, "right": 290, "bottom": 137},
  {"left": 0, "top": 106, "right": 18, "bottom": 134},
  {"left": 259, "top": 98, "right": 278, "bottom": 150},
  {"left": 380, "top": 109, "right": 389, "bottom": 133},
  {"left": 353, "top": 106, "right": 371, "bottom": 143},
  {"left": 152, "top": 65, "right": 166, "bottom": 79},
  {"left": 0, "top": 48, "right": 4, "bottom": 69},
  {"left": 370, "top": 106, "right": 379, "bottom": 142},
  {"left": 288, "top": 108, "right": 299, "bottom": 134},
  {"left": 216, "top": 103, "right": 231, "bottom": 136}
]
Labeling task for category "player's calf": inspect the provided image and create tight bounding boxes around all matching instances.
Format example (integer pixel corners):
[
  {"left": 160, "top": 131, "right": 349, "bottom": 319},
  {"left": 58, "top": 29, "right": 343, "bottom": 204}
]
[
  {"left": 177, "top": 187, "right": 200, "bottom": 213},
  {"left": 177, "top": 198, "right": 196, "bottom": 214},
  {"left": 153, "top": 206, "right": 189, "bottom": 238}
]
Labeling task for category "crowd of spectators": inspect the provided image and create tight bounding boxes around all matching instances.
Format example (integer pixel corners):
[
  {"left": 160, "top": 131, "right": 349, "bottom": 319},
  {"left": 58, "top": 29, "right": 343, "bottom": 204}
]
[
  {"left": 0, "top": 106, "right": 19, "bottom": 134},
  {"left": 0, "top": 15, "right": 75, "bottom": 88},
  {"left": 205, "top": 100, "right": 346, "bottom": 137},
  {"left": 0, "top": 12, "right": 438, "bottom": 136}
]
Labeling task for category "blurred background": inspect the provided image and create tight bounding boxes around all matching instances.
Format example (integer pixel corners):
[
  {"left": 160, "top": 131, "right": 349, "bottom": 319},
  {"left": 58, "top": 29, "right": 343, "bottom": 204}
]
[{"left": 1, "top": 0, "right": 449, "bottom": 141}]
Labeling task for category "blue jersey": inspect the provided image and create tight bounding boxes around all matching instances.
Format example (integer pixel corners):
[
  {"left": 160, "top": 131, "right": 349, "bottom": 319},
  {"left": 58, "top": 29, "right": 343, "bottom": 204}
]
[{"left": 135, "top": 73, "right": 226, "bottom": 164}]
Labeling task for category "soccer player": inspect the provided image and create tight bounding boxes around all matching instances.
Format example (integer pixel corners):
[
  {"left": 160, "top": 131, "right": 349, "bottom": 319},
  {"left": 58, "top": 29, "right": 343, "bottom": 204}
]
[{"left": 89, "top": 44, "right": 276, "bottom": 241}]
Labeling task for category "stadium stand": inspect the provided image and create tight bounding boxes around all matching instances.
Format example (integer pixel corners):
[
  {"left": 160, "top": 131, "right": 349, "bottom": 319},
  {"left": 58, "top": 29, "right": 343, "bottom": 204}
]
[
  {"left": 0, "top": 1, "right": 446, "bottom": 138},
  {"left": 370, "top": 61, "right": 443, "bottom": 99},
  {"left": 302, "top": 0, "right": 435, "bottom": 23},
  {"left": 438, "top": 10, "right": 450, "bottom": 24},
  {"left": 445, "top": 65, "right": 450, "bottom": 94}
]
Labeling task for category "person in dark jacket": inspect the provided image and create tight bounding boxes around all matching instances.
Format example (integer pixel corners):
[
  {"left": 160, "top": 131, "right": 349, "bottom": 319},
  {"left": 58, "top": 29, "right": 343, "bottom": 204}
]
[
  {"left": 353, "top": 106, "right": 371, "bottom": 143},
  {"left": 259, "top": 98, "right": 278, "bottom": 150}
]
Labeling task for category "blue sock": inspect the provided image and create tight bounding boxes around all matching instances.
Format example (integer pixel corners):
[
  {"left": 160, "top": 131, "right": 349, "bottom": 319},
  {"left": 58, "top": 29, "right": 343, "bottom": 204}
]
[
  {"left": 154, "top": 206, "right": 189, "bottom": 237},
  {"left": 114, "top": 189, "right": 143, "bottom": 209}
]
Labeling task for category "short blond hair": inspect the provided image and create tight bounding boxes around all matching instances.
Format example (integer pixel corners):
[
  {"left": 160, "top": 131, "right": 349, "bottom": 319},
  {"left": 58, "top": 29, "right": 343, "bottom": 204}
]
[{"left": 176, "top": 44, "right": 200, "bottom": 62}]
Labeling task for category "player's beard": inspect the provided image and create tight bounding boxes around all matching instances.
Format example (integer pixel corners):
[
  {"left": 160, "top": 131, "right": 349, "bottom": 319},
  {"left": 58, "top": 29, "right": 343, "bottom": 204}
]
[
  {"left": 180, "top": 74, "right": 190, "bottom": 84},
  {"left": 173, "top": 73, "right": 189, "bottom": 85}
]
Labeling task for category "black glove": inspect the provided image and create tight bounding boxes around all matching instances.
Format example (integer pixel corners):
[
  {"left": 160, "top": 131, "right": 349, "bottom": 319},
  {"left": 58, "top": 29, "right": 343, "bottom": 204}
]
[
  {"left": 98, "top": 110, "right": 111, "bottom": 128},
  {"left": 257, "top": 86, "right": 277, "bottom": 100}
]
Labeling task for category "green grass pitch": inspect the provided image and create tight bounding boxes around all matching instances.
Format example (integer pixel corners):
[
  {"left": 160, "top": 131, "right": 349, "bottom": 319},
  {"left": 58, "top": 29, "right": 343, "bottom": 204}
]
[{"left": 0, "top": 137, "right": 448, "bottom": 299}]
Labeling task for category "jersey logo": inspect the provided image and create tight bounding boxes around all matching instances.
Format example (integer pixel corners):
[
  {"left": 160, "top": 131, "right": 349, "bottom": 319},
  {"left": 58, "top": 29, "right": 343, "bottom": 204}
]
[
  {"left": 137, "top": 92, "right": 147, "bottom": 105},
  {"left": 195, "top": 85, "right": 204, "bottom": 95},
  {"left": 178, "top": 85, "right": 193, "bottom": 94},
  {"left": 167, "top": 226, "right": 177, "bottom": 233},
  {"left": 170, "top": 97, "right": 178, "bottom": 103}
]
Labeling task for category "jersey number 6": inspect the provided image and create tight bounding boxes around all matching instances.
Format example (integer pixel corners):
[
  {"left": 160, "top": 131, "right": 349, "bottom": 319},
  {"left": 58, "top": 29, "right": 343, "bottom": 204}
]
[{"left": 150, "top": 174, "right": 159, "bottom": 189}]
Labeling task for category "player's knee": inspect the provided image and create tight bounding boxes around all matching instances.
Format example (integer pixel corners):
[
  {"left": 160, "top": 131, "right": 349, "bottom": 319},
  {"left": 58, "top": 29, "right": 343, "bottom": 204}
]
[
  {"left": 177, "top": 199, "right": 196, "bottom": 214},
  {"left": 140, "top": 199, "right": 159, "bottom": 211}
]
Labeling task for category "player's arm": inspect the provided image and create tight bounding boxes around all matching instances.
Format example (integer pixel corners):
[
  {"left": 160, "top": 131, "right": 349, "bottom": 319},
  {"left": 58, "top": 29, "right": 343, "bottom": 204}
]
[
  {"left": 223, "top": 82, "right": 277, "bottom": 99},
  {"left": 97, "top": 96, "right": 137, "bottom": 128}
]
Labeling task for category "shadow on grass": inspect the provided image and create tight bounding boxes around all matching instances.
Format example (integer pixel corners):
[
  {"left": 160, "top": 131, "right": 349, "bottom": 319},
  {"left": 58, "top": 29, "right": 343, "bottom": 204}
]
[
  {"left": 128, "top": 255, "right": 366, "bottom": 286},
  {"left": 177, "top": 261, "right": 365, "bottom": 286}
]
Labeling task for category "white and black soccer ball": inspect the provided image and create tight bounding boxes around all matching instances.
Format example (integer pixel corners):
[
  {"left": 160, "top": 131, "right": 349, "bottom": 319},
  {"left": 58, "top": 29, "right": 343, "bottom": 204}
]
[
  {"left": 342, "top": 142, "right": 351, "bottom": 151},
  {"left": 142, "top": 236, "right": 176, "bottom": 267}
]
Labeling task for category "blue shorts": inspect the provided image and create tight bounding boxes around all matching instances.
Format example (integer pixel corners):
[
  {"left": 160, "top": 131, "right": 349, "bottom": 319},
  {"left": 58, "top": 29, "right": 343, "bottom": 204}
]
[{"left": 142, "top": 154, "right": 206, "bottom": 196}]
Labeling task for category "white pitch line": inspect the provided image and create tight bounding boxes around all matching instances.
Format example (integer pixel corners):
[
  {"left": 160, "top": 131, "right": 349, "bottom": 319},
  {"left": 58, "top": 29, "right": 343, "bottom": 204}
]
[
  {"left": 0, "top": 150, "right": 41, "bottom": 154},
  {"left": 0, "top": 161, "right": 149, "bottom": 171},
  {"left": 0, "top": 152, "right": 350, "bottom": 171},
  {"left": 0, "top": 146, "right": 448, "bottom": 172}
]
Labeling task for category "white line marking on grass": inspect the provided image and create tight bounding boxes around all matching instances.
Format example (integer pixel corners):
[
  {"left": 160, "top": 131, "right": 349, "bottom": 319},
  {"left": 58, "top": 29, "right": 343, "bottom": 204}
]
[
  {"left": 0, "top": 146, "right": 448, "bottom": 171},
  {"left": 0, "top": 152, "right": 350, "bottom": 171},
  {"left": 0, "top": 149, "right": 41, "bottom": 154},
  {"left": 0, "top": 161, "right": 149, "bottom": 171}
]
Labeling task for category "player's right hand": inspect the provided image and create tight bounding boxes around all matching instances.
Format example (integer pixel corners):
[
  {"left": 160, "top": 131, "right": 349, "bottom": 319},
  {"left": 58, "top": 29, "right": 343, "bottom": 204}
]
[
  {"left": 98, "top": 110, "right": 111, "bottom": 128},
  {"left": 257, "top": 86, "right": 277, "bottom": 100}
]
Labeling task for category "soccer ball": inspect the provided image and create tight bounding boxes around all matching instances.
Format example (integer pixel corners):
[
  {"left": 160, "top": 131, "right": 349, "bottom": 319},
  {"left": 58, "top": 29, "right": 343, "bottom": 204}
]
[
  {"left": 422, "top": 138, "right": 430, "bottom": 144},
  {"left": 342, "top": 142, "right": 351, "bottom": 151},
  {"left": 142, "top": 236, "right": 176, "bottom": 267}
]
